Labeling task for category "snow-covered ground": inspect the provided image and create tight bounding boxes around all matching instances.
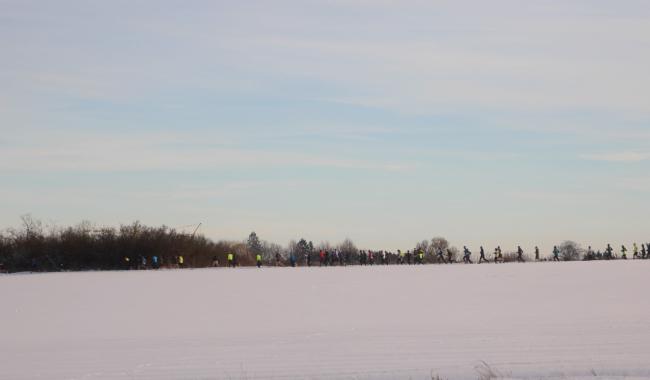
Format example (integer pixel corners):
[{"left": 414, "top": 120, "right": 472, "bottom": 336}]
[{"left": 1, "top": 261, "right": 649, "bottom": 380}]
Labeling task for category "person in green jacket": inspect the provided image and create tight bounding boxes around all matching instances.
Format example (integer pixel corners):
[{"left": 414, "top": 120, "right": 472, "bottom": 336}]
[
  {"left": 227, "top": 253, "right": 235, "bottom": 268},
  {"left": 256, "top": 254, "right": 262, "bottom": 268}
]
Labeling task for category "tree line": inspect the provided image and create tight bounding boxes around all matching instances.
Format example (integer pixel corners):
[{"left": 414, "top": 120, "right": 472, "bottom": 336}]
[{"left": 0, "top": 216, "right": 647, "bottom": 273}]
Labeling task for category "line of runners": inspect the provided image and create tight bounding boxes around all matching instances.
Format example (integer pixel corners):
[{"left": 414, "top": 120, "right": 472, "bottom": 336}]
[{"left": 227, "top": 242, "right": 650, "bottom": 268}]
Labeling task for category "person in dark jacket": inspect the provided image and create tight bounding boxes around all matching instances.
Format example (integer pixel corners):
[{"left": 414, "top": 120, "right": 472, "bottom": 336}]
[
  {"left": 436, "top": 248, "right": 447, "bottom": 264},
  {"left": 462, "top": 246, "right": 472, "bottom": 264},
  {"left": 478, "top": 246, "right": 488, "bottom": 263},
  {"left": 516, "top": 246, "right": 524, "bottom": 262}
]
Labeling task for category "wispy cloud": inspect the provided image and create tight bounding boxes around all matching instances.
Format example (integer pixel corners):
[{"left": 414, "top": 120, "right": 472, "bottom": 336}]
[
  {"left": 507, "top": 189, "right": 603, "bottom": 203},
  {"left": 3, "top": 1, "right": 650, "bottom": 116},
  {"left": 616, "top": 177, "right": 650, "bottom": 191},
  {"left": 579, "top": 152, "right": 650, "bottom": 163},
  {"left": 0, "top": 128, "right": 413, "bottom": 173}
]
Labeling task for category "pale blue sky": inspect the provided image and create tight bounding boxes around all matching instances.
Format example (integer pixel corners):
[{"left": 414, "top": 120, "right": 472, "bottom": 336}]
[{"left": 1, "top": 0, "right": 649, "bottom": 252}]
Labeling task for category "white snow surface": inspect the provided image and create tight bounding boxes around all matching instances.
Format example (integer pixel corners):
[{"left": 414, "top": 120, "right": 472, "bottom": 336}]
[{"left": 1, "top": 261, "right": 649, "bottom": 380}]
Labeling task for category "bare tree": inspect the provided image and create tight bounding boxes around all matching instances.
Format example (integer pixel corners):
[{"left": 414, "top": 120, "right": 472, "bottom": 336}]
[
  {"left": 430, "top": 237, "right": 449, "bottom": 253},
  {"left": 415, "top": 240, "right": 430, "bottom": 254},
  {"left": 338, "top": 238, "right": 358, "bottom": 262},
  {"left": 288, "top": 240, "right": 297, "bottom": 257},
  {"left": 261, "top": 241, "right": 283, "bottom": 262},
  {"left": 20, "top": 214, "right": 43, "bottom": 237},
  {"left": 559, "top": 240, "right": 583, "bottom": 261},
  {"left": 316, "top": 241, "right": 332, "bottom": 252}
]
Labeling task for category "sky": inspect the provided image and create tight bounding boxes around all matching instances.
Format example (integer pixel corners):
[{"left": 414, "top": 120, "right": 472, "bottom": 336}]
[{"left": 1, "top": 0, "right": 649, "bottom": 253}]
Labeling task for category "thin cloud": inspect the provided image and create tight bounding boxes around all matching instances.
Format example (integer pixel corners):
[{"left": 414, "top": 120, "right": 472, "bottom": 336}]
[
  {"left": 579, "top": 152, "right": 650, "bottom": 163},
  {"left": 616, "top": 177, "right": 650, "bottom": 191},
  {"left": 0, "top": 128, "right": 412, "bottom": 173}
]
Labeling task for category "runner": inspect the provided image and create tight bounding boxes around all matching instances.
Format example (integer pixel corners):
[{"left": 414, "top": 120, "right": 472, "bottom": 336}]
[
  {"left": 478, "top": 246, "right": 488, "bottom": 263},
  {"left": 275, "top": 252, "right": 282, "bottom": 266},
  {"left": 586, "top": 246, "right": 594, "bottom": 260},
  {"left": 289, "top": 253, "right": 297, "bottom": 267},
  {"left": 436, "top": 248, "right": 447, "bottom": 264},
  {"left": 462, "top": 246, "right": 473, "bottom": 264}
]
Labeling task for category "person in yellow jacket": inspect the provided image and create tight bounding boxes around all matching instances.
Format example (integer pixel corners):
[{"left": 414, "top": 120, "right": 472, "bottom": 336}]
[
  {"left": 178, "top": 255, "right": 184, "bottom": 268},
  {"left": 227, "top": 253, "right": 234, "bottom": 268},
  {"left": 256, "top": 254, "right": 262, "bottom": 268}
]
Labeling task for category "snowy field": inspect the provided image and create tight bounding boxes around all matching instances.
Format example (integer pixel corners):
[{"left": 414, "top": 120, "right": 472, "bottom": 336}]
[{"left": 1, "top": 261, "right": 650, "bottom": 380}]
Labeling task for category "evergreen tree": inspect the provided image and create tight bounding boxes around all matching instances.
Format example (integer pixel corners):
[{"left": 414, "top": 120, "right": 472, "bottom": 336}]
[{"left": 247, "top": 231, "right": 263, "bottom": 258}]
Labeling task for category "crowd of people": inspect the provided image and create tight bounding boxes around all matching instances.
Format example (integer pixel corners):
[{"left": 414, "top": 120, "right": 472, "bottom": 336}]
[
  {"left": 3, "top": 217, "right": 647, "bottom": 273},
  {"left": 219, "top": 242, "right": 650, "bottom": 269},
  {"left": 17, "top": 242, "right": 647, "bottom": 272},
  {"left": 122, "top": 254, "right": 186, "bottom": 270}
]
